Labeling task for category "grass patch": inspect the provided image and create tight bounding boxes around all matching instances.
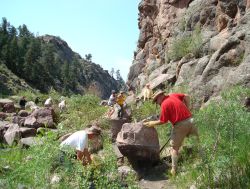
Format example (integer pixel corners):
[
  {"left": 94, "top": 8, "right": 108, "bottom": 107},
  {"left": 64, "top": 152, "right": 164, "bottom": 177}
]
[
  {"left": 0, "top": 131, "right": 138, "bottom": 188},
  {"left": 59, "top": 94, "right": 108, "bottom": 132}
]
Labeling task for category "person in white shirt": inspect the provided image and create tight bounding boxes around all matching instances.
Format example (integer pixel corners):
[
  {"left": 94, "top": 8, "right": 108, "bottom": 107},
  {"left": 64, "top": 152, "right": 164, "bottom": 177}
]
[
  {"left": 44, "top": 97, "right": 53, "bottom": 107},
  {"left": 108, "top": 90, "right": 116, "bottom": 106},
  {"left": 107, "top": 90, "right": 117, "bottom": 118},
  {"left": 60, "top": 125, "right": 101, "bottom": 165}
]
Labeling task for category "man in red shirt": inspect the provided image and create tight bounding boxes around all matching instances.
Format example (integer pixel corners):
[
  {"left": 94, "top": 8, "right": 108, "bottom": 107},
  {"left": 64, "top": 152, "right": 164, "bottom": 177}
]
[{"left": 143, "top": 90, "right": 199, "bottom": 175}]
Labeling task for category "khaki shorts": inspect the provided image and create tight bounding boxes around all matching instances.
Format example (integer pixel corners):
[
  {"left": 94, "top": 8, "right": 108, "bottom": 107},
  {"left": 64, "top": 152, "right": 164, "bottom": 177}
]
[{"left": 170, "top": 118, "right": 198, "bottom": 149}]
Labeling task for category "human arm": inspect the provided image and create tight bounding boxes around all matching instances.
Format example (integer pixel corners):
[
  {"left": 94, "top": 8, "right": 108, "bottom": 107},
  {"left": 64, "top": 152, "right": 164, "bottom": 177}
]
[
  {"left": 183, "top": 94, "right": 191, "bottom": 110},
  {"left": 77, "top": 148, "right": 92, "bottom": 166},
  {"left": 143, "top": 120, "right": 163, "bottom": 127},
  {"left": 84, "top": 148, "right": 92, "bottom": 164}
]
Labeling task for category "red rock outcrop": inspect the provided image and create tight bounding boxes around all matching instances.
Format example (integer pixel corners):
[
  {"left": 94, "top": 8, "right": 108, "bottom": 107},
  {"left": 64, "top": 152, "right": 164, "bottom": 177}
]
[{"left": 127, "top": 0, "right": 250, "bottom": 107}]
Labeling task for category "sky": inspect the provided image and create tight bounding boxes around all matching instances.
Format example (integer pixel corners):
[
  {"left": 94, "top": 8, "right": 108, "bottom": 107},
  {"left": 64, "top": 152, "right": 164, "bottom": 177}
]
[{"left": 0, "top": 0, "right": 140, "bottom": 80}]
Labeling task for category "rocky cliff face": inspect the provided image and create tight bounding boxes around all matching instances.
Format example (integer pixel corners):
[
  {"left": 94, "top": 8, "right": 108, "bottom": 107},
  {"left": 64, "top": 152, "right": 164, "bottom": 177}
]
[
  {"left": 127, "top": 0, "right": 250, "bottom": 107},
  {"left": 41, "top": 35, "right": 120, "bottom": 99}
]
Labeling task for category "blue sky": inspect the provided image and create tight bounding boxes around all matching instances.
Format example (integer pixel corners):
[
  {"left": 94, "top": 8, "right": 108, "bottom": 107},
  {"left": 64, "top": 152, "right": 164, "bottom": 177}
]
[{"left": 0, "top": 0, "right": 140, "bottom": 80}]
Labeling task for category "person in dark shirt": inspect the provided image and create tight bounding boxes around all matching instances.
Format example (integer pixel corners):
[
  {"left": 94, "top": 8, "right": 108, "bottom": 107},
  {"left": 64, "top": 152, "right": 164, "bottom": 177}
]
[
  {"left": 35, "top": 97, "right": 40, "bottom": 105},
  {"left": 19, "top": 96, "right": 27, "bottom": 110}
]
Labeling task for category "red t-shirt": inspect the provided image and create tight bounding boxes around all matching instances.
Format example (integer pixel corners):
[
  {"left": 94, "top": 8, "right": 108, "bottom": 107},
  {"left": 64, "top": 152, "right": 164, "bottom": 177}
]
[{"left": 160, "top": 93, "right": 192, "bottom": 125}]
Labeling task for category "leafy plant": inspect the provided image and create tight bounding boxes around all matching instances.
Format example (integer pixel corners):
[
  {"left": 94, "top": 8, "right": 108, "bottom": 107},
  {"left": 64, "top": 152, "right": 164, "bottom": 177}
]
[
  {"left": 174, "top": 86, "right": 250, "bottom": 188},
  {"left": 132, "top": 101, "right": 159, "bottom": 122},
  {"left": 59, "top": 94, "right": 108, "bottom": 132},
  {"left": 166, "top": 26, "right": 203, "bottom": 62}
]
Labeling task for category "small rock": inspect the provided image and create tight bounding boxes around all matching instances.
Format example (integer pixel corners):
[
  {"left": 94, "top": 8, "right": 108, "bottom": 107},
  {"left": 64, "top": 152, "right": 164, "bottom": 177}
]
[
  {"left": 51, "top": 174, "right": 61, "bottom": 184},
  {"left": 190, "top": 184, "right": 197, "bottom": 189},
  {"left": 118, "top": 165, "right": 134, "bottom": 177}
]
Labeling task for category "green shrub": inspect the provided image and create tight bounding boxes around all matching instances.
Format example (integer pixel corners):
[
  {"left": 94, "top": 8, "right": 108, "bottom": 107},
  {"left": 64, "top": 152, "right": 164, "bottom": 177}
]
[
  {"left": 167, "top": 26, "right": 202, "bottom": 62},
  {"left": 59, "top": 94, "right": 108, "bottom": 132},
  {"left": 16, "top": 90, "right": 40, "bottom": 101},
  {"left": 174, "top": 86, "right": 250, "bottom": 188},
  {"left": 0, "top": 132, "right": 62, "bottom": 188},
  {"left": 0, "top": 131, "right": 138, "bottom": 188},
  {"left": 132, "top": 101, "right": 159, "bottom": 122}
]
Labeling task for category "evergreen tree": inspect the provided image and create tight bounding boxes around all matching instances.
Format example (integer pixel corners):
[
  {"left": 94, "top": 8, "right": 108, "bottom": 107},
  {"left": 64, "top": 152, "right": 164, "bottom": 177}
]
[
  {"left": 17, "top": 25, "right": 32, "bottom": 76},
  {"left": 41, "top": 43, "right": 55, "bottom": 77},
  {"left": 116, "top": 69, "right": 122, "bottom": 80},
  {"left": 9, "top": 26, "right": 17, "bottom": 38},
  {"left": 85, "top": 53, "right": 92, "bottom": 62},
  {"left": 61, "top": 60, "right": 71, "bottom": 93},
  {"left": 18, "top": 24, "right": 32, "bottom": 38},
  {"left": 24, "top": 38, "right": 41, "bottom": 81},
  {"left": 0, "top": 18, "right": 10, "bottom": 65},
  {"left": 54, "top": 55, "right": 63, "bottom": 80},
  {"left": 8, "top": 36, "right": 19, "bottom": 73},
  {"left": 0, "top": 17, "right": 9, "bottom": 35},
  {"left": 110, "top": 68, "right": 114, "bottom": 78}
]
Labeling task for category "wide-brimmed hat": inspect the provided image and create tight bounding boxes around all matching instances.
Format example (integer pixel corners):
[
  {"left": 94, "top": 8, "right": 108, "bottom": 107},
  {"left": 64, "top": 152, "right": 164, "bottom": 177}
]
[
  {"left": 152, "top": 90, "right": 165, "bottom": 102},
  {"left": 86, "top": 125, "right": 101, "bottom": 135}
]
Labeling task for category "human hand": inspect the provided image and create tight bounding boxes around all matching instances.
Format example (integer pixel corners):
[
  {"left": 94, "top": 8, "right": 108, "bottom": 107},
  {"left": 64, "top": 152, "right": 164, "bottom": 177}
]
[{"left": 143, "top": 121, "right": 156, "bottom": 127}]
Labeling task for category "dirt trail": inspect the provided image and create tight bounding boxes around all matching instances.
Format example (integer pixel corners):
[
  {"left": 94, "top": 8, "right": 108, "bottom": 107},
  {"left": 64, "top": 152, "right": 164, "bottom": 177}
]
[
  {"left": 139, "top": 177, "right": 176, "bottom": 189},
  {"left": 133, "top": 161, "right": 176, "bottom": 189}
]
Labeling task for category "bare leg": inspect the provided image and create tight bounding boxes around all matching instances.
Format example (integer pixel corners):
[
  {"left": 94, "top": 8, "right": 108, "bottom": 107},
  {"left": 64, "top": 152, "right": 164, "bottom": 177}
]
[{"left": 171, "top": 147, "right": 179, "bottom": 176}]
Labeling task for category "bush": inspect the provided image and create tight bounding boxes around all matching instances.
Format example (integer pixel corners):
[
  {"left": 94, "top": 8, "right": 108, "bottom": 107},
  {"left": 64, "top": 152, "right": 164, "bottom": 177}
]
[
  {"left": 167, "top": 26, "right": 202, "bottom": 62},
  {"left": 174, "top": 86, "right": 250, "bottom": 188},
  {"left": 59, "top": 94, "right": 108, "bottom": 132},
  {"left": 132, "top": 101, "right": 159, "bottom": 122},
  {"left": 0, "top": 131, "right": 138, "bottom": 188},
  {"left": 0, "top": 132, "right": 62, "bottom": 188}
]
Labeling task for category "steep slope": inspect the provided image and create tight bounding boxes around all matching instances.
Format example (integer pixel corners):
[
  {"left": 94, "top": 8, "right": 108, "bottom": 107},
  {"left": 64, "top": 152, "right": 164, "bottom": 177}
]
[
  {"left": 127, "top": 0, "right": 250, "bottom": 107},
  {"left": 0, "top": 62, "right": 34, "bottom": 96},
  {"left": 39, "top": 35, "right": 121, "bottom": 98}
]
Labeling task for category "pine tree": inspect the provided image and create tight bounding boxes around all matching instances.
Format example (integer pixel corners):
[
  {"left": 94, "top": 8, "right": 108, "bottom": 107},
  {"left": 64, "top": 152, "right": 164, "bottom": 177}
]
[
  {"left": 8, "top": 36, "right": 19, "bottom": 73},
  {"left": 24, "top": 38, "right": 41, "bottom": 81},
  {"left": 85, "top": 53, "right": 92, "bottom": 62},
  {"left": 110, "top": 68, "right": 114, "bottom": 78},
  {"left": 116, "top": 69, "right": 122, "bottom": 80}
]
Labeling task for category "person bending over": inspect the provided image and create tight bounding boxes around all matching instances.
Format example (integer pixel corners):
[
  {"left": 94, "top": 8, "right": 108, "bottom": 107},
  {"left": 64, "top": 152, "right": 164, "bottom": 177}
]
[
  {"left": 60, "top": 125, "right": 101, "bottom": 165},
  {"left": 143, "top": 90, "right": 199, "bottom": 175}
]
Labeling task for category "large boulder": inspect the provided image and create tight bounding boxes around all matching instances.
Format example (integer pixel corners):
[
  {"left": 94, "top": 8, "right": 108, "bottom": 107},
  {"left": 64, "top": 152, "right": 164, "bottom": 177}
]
[
  {"left": 116, "top": 122, "right": 160, "bottom": 163},
  {"left": 2, "top": 103, "right": 15, "bottom": 113},
  {"left": 109, "top": 119, "right": 128, "bottom": 143},
  {"left": 108, "top": 105, "right": 132, "bottom": 143},
  {"left": 24, "top": 107, "right": 56, "bottom": 129},
  {"left": 4, "top": 123, "right": 20, "bottom": 146},
  {"left": 0, "top": 99, "right": 15, "bottom": 113},
  {"left": 0, "top": 112, "right": 7, "bottom": 120},
  {"left": 12, "top": 116, "right": 25, "bottom": 126},
  {"left": 18, "top": 110, "right": 29, "bottom": 117},
  {"left": 0, "top": 99, "right": 13, "bottom": 108},
  {"left": 20, "top": 137, "right": 43, "bottom": 148},
  {"left": 19, "top": 127, "right": 37, "bottom": 138},
  {"left": 0, "top": 121, "right": 10, "bottom": 143}
]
